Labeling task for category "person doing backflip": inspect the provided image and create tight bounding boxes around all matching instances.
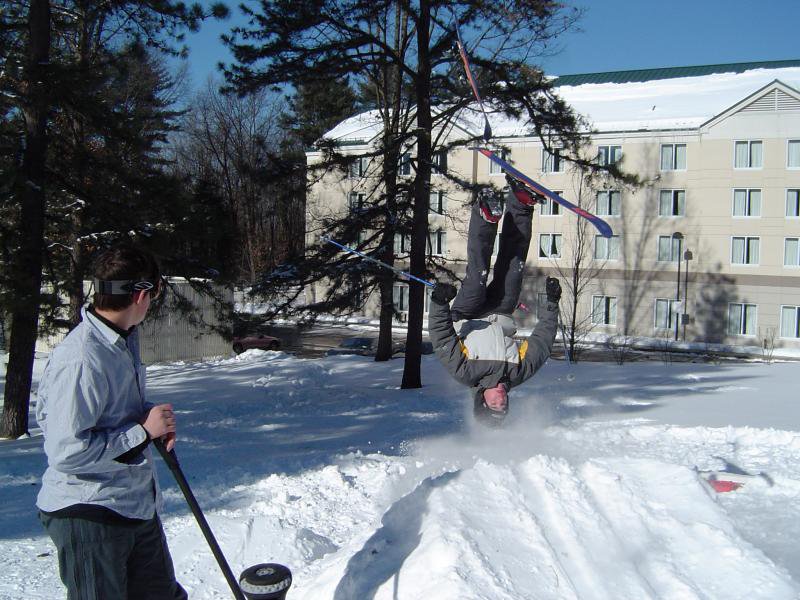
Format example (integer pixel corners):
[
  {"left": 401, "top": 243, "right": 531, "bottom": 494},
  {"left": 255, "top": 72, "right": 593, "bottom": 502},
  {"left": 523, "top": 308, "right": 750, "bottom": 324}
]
[{"left": 429, "top": 176, "right": 563, "bottom": 426}]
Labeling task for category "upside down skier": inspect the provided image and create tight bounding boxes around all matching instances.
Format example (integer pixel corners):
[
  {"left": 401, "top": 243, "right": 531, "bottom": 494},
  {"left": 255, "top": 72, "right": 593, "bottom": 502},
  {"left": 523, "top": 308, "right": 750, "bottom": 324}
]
[{"left": 428, "top": 177, "right": 562, "bottom": 426}]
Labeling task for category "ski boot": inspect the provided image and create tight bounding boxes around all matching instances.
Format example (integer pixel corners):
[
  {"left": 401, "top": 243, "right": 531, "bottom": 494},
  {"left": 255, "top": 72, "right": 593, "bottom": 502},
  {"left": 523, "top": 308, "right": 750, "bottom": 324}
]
[
  {"left": 506, "top": 175, "right": 546, "bottom": 207},
  {"left": 477, "top": 187, "right": 505, "bottom": 223}
]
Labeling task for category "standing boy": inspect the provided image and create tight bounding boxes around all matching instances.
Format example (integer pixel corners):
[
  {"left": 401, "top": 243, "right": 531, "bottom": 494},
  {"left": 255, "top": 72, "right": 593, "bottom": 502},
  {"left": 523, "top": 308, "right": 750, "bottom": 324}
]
[
  {"left": 429, "top": 178, "right": 562, "bottom": 426},
  {"left": 37, "top": 244, "right": 187, "bottom": 599}
]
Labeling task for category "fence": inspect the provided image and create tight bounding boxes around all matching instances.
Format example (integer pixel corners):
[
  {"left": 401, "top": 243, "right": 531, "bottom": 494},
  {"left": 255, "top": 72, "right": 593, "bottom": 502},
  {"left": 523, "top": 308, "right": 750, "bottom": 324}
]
[{"left": 35, "top": 280, "right": 233, "bottom": 364}]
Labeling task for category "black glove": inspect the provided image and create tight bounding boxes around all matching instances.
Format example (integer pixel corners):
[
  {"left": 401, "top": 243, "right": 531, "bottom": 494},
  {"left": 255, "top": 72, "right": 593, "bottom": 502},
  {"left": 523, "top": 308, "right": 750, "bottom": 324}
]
[
  {"left": 545, "top": 277, "right": 562, "bottom": 303},
  {"left": 431, "top": 282, "right": 457, "bottom": 304}
]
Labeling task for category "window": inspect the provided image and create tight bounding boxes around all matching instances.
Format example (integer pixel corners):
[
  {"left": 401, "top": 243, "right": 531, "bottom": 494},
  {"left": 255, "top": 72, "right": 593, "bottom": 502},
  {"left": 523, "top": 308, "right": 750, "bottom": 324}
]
[
  {"left": 489, "top": 150, "right": 507, "bottom": 174},
  {"left": 654, "top": 298, "right": 680, "bottom": 330},
  {"left": 394, "top": 233, "right": 410, "bottom": 255},
  {"left": 428, "top": 230, "right": 446, "bottom": 256},
  {"left": 540, "top": 195, "right": 561, "bottom": 216},
  {"left": 781, "top": 306, "right": 800, "bottom": 338},
  {"left": 659, "top": 190, "right": 685, "bottom": 217},
  {"left": 591, "top": 296, "right": 617, "bottom": 326},
  {"left": 539, "top": 233, "right": 562, "bottom": 258},
  {"left": 785, "top": 238, "right": 800, "bottom": 267},
  {"left": 597, "top": 145, "right": 622, "bottom": 166},
  {"left": 734, "top": 140, "right": 763, "bottom": 169},
  {"left": 660, "top": 143, "right": 686, "bottom": 171},
  {"left": 728, "top": 303, "right": 757, "bottom": 336},
  {"left": 594, "top": 235, "right": 620, "bottom": 260},
  {"left": 432, "top": 150, "right": 448, "bottom": 175},
  {"left": 787, "top": 189, "right": 800, "bottom": 217},
  {"left": 789, "top": 140, "right": 800, "bottom": 168},
  {"left": 733, "top": 189, "right": 761, "bottom": 216},
  {"left": 536, "top": 293, "right": 549, "bottom": 319},
  {"left": 348, "top": 191, "right": 366, "bottom": 213},
  {"left": 657, "top": 235, "right": 682, "bottom": 262},
  {"left": 348, "top": 156, "right": 369, "bottom": 178},
  {"left": 542, "top": 148, "right": 563, "bottom": 173},
  {"left": 399, "top": 152, "right": 412, "bottom": 176},
  {"left": 596, "top": 190, "right": 621, "bottom": 216},
  {"left": 429, "top": 191, "right": 446, "bottom": 214},
  {"left": 731, "top": 236, "right": 760, "bottom": 265},
  {"left": 393, "top": 284, "right": 409, "bottom": 312}
]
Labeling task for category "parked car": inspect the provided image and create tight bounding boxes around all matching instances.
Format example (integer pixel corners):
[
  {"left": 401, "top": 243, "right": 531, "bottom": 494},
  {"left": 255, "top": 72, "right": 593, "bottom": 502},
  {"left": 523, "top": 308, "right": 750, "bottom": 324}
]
[{"left": 232, "top": 333, "right": 280, "bottom": 354}]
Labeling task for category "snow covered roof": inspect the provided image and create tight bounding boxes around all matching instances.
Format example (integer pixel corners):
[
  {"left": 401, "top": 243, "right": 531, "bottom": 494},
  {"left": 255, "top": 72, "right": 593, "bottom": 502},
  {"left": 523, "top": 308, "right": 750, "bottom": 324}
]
[{"left": 318, "top": 62, "right": 800, "bottom": 144}]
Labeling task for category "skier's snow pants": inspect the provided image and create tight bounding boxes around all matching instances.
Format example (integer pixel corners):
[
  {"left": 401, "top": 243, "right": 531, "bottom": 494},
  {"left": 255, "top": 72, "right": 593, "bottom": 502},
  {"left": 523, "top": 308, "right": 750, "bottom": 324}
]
[
  {"left": 450, "top": 186, "right": 534, "bottom": 320},
  {"left": 40, "top": 512, "right": 187, "bottom": 600}
]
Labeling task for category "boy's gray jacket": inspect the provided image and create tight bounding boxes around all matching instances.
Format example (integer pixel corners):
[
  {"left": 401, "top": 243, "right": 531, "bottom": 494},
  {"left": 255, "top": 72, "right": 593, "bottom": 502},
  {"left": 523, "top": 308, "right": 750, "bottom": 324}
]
[
  {"left": 428, "top": 298, "right": 558, "bottom": 390},
  {"left": 36, "top": 308, "right": 161, "bottom": 520}
]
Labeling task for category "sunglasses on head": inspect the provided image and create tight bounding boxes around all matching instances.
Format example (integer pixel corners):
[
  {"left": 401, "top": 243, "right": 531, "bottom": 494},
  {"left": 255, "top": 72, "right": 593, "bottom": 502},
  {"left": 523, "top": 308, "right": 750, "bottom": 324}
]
[{"left": 94, "top": 278, "right": 162, "bottom": 299}]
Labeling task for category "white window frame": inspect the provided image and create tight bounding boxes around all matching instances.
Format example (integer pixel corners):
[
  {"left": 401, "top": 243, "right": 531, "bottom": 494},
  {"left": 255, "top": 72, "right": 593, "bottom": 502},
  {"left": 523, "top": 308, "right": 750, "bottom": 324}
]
[
  {"left": 393, "top": 283, "right": 409, "bottom": 312},
  {"left": 348, "top": 191, "right": 366, "bottom": 213},
  {"left": 432, "top": 150, "right": 448, "bottom": 176},
  {"left": 489, "top": 150, "right": 507, "bottom": 175},
  {"left": 594, "top": 235, "right": 620, "bottom": 261},
  {"left": 731, "top": 236, "right": 760, "bottom": 266},
  {"left": 394, "top": 232, "right": 411, "bottom": 256},
  {"left": 595, "top": 190, "right": 621, "bottom": 216},
  {"left": 540, "top": 193, "right": 561, "bottom": 216},
  {"left": 654, "top": 298, "right": 680, "bottom": 330},
  {"left": 660, "top": 143, "right": 687, "bottom": 171},
  {"left": 538, "top": 233, "right": 562, "bottom": 258},
  {"left": 591, "top": 295, "right": 617, "bottom": 326},
  {"left": 398, "top": 152, "right": 412, "bottom": 177},
  {"left": 734, "top": 140, "right": 763, "bottom": 169},
  {"left": 787, "top": 189, "right": 800, "bottom": 217},
  {"left": 429, "top": 190, "right": 446, "bottom": 215},
  {"left": 784, "top": 237, "right": 800, "bottom": 267},
  {"left": 427, "top": 229, "right": 446, "bottom": 256},
  {"left": 780, "top": 305, "right": 800, "bottom": 338},
  {"left": 542, "top": 148, "right": 563, "bottom": 173},
  {"left": 657, "top": 235, "right": 682, "bottom": 262},
  {"left": 597, "top": 145, "right": 622, "bottom": 166},
  {"left": 658, "top": 189, "right": 685, "bottom": 217},
  {"left": 536, "top": 292, "right": 549, "bottom": 320},
  {"left": 787, "top": 140, "right": 800, "bottom": 169},
  {"left": 348, "top": 156, "right": 370, "bottom": 179},
  {"left": 728, "top": 303, "right": 758, "bottom": 336},
  {"left": 732, "top": 188, "right": 762, "bottom": 217}
]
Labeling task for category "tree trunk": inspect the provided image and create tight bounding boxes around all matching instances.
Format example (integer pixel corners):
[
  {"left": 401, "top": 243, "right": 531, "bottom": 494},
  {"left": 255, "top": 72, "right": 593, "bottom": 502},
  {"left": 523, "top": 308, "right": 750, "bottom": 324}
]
[
  {"left": 401, "top": 0, "right": 431, "bottom": 389},
  {"left": 1, "top": 0, "right": 51, "bottom": 439}
]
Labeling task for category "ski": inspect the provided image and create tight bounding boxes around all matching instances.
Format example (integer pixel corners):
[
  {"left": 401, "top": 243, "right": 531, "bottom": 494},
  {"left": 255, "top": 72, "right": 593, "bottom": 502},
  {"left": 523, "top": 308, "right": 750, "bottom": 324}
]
[{"left": 473, "top": 147, "right": 614, "bottom": 238}]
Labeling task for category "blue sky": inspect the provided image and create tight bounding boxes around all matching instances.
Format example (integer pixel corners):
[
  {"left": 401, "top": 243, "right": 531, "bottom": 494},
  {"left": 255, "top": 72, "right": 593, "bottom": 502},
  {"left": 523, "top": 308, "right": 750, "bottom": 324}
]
[{"left": 179, "top": 0, "right": 800, "bottom": 90}]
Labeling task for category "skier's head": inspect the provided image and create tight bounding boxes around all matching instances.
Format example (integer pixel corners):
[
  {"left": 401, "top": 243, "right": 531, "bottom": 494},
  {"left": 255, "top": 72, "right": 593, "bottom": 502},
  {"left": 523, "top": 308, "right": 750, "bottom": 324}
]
[
  {"left": 92, "top": 244, "right": 162, "bottom": 314},
  {"left": 473, "top": 383, "right": 509, "bottom": 427}
]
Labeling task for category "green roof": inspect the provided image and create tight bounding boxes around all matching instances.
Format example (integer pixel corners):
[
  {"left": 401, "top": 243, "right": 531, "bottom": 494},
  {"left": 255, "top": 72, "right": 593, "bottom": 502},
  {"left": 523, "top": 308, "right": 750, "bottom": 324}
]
[{"left": 552, "top": 60, "right": 800, "bottom": 87}]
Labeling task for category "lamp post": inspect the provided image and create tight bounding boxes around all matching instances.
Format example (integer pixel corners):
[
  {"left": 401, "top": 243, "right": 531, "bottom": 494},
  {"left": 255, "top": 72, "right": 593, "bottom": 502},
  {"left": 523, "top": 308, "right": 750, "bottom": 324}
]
[
  {"left": 683, "top": 249, "right": 693, "bottom": 341},
  {"left": 672, "top": 232, "right": 684, "bottom": 341}
]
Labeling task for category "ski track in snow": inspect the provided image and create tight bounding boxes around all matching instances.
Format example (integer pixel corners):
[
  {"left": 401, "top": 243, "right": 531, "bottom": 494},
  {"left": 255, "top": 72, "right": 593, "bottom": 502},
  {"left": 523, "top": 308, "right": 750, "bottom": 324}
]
[{"left": 2, "top": 352, "right": 800, "bottom": 599}]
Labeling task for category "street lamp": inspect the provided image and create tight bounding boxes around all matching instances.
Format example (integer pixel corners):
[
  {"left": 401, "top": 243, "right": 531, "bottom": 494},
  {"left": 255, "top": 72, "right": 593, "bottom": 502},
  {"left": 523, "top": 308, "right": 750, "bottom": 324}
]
[
  {"left": 672, "top": 232, "right": 684, "bottom": 341},
  {"left": 683, "top": 249, "right": 693, "bottom": 341}
]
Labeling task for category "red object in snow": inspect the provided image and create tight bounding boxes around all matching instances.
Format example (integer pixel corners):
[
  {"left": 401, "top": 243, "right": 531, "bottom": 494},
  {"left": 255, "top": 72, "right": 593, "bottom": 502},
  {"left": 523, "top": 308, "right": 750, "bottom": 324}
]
[{"left": 707, "top": 479, "right": 743, "bottom": 493}]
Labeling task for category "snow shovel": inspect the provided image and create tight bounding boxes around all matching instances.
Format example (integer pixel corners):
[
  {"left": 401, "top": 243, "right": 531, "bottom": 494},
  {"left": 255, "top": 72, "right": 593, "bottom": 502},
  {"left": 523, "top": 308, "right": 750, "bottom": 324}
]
[{"left": 154, "top": 439, "right": 292, "bottom": 599}]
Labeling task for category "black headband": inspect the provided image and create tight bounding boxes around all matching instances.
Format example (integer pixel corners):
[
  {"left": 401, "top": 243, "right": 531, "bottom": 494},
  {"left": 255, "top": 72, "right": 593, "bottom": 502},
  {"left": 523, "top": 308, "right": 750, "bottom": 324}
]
[{"left": 93, "top": 279, "right": 155, "bottom": 295}]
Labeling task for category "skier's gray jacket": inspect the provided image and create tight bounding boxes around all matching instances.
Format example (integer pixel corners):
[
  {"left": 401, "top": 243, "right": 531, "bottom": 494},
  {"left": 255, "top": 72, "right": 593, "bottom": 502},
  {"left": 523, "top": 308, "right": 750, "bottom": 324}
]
[
  {"left": 36, "top": 308, "right": 161, "bottom": 520},
  {"left": 428, "top": 298, "right": 558, "bottom": 390}
]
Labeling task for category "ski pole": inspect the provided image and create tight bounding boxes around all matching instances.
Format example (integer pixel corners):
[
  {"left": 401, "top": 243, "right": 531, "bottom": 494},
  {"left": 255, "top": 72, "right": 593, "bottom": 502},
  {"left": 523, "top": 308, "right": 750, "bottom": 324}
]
[
  {"left": 321, "top": 236, "right": 435, "bottom": 288},
  {"left": 154, "top": 440, "right": 293, "bottom": 600}
]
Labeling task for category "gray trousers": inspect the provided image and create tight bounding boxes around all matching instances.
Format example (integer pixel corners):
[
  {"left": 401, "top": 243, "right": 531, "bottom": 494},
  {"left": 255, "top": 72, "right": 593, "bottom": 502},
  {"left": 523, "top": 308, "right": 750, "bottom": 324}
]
[
  {"left": 450, "top": 189, "right": 533, "bottom": 320},
  {"left": 40, "top": 512, "right": 188, "bottom": 600}
]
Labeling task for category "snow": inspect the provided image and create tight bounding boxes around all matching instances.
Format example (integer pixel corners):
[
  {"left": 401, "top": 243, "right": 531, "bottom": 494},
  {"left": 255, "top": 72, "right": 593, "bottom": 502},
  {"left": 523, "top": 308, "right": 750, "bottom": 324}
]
[
  {"left": 320, "top": 66, "right": 800, "bottom": 144},
  {"left": 2, "top": 349, "right": 800, "bottom": 599}
]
